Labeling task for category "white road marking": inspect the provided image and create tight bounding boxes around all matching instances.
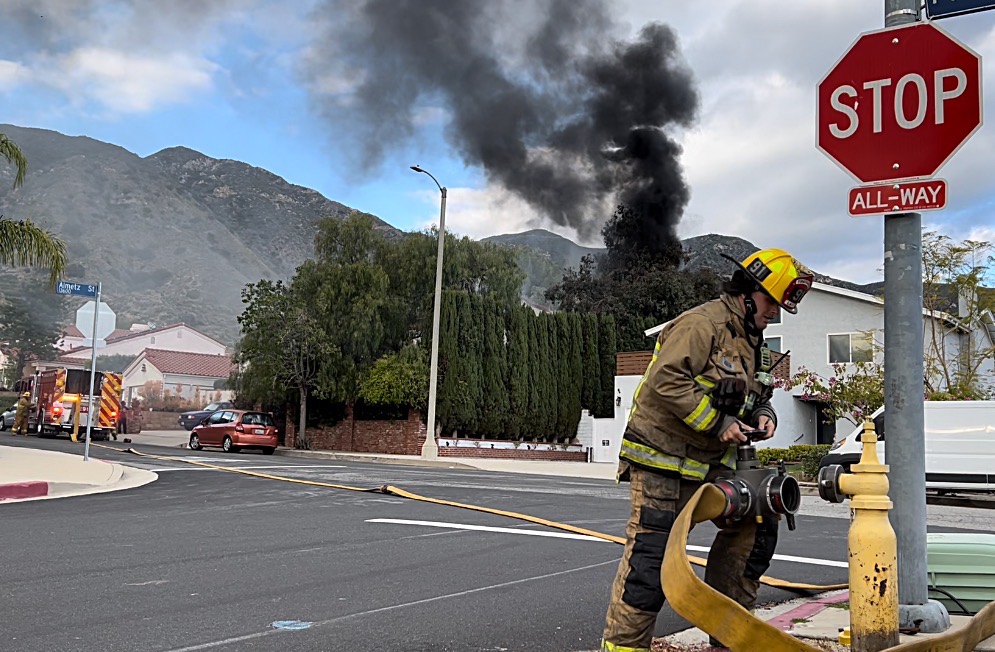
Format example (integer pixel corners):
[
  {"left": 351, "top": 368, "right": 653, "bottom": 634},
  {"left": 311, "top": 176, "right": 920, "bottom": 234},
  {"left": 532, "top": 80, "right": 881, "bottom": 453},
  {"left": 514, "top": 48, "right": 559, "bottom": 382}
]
[
  {"left": 370, "top": 518, "right": 850, "bottom": 568},
  {"left": 146, "top": 464, "right": 348, "bottom": 472},
  {"left": 163, "top": 559, "right": 617, "bottom": 652},
  {"left": 367, "top": 518, "right": 606, "bottom": 541}
]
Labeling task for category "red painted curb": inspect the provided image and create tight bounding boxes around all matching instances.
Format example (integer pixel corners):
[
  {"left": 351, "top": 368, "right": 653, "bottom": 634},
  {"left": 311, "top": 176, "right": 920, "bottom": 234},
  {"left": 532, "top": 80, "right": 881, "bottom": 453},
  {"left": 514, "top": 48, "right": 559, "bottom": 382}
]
[
  {"left": 0, "top": 481, "right": 49, "bottom": 502},
  {"left": 766, "top": 591, "right": 850, "bottom": 631}
]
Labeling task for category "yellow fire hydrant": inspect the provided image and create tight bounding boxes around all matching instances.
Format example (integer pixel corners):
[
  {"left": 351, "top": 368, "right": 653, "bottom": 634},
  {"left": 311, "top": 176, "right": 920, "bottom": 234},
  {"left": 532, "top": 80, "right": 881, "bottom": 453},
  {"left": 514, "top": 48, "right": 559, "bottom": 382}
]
[{"left": 818, "top": 419, "right": 900, "bottom": 652}]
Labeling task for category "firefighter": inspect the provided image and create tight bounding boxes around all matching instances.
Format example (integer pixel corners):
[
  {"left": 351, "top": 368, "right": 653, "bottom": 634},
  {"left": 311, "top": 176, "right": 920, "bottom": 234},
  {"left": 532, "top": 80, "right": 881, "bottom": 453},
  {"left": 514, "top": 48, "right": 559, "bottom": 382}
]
[
  {"left": 600, "top": 248, "right": 814, "bottom": 652},
  {"left": 13, "top": 391, "right": 32, "bottom": 436}
]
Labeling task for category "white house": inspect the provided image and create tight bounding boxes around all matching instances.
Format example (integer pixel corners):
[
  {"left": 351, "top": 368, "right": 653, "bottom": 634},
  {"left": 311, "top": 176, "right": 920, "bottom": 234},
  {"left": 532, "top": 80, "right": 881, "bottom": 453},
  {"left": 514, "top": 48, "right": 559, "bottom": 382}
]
[
  {"left": 588, "top": 282, "right": 995, "bottom": 463},
  {"left": 59, "top": 323, "right": 227, "bottom": 361},
  {"left": 121, "top": 348, "right": 235, "bottom": 405}
]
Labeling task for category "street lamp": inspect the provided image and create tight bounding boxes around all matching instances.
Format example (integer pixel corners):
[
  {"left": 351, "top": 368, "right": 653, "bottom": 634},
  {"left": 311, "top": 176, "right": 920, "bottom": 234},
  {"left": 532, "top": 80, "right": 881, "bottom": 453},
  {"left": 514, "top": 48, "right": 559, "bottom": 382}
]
[{"left": 410, "top": 164, "right": 447, "bottom": 460}]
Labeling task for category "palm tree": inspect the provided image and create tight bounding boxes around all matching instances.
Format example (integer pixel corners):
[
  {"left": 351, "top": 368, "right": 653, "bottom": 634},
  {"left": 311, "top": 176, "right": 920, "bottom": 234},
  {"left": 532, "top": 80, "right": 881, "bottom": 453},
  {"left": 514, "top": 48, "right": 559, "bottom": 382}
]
[
  {"left": 0, "top": 132, "right": 67, "bottom": 285},
  {"left": 0, "top": 133, "right": 28, "bottom": 189}
]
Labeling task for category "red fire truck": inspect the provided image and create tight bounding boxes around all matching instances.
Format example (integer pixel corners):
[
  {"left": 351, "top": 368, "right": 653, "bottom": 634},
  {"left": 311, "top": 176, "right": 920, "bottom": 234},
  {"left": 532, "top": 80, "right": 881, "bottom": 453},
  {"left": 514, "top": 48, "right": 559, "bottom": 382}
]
[{"left": 31, "top": 368, "right": 123, "bottom": 441}]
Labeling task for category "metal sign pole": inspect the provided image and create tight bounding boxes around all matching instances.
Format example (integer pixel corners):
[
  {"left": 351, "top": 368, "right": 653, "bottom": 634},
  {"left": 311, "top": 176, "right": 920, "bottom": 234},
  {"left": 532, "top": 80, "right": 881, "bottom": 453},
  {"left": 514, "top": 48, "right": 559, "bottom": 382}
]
[
  {"left": 82, "top": 282, "right": 101, "bottom": 462},
  {"left": 882, "top": 0, "right": 949, "bottom": 634}
]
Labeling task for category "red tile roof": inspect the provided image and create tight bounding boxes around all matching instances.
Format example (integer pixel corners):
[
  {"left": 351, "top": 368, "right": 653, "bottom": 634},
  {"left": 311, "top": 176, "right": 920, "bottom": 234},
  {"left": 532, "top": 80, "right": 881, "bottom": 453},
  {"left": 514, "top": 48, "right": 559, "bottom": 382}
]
[
  {"left": 142, "top": 349, "right": 235, "bottom": 378},
  {"left": 62, "top": 325, "right": 84, "bottom": 338},
  {"left": 105, "top": 328, "right": 133, "bottom": 341}
]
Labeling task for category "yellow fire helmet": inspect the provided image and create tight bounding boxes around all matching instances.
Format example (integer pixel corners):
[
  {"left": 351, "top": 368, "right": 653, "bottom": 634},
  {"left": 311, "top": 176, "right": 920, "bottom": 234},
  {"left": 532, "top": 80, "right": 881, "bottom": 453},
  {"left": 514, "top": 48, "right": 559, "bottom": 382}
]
[
  {"left": 21, "top": 391, "right": 30, "bottom": 397},
  {"left": 732, "top": 248, "right": 815, "bottom": 314}
]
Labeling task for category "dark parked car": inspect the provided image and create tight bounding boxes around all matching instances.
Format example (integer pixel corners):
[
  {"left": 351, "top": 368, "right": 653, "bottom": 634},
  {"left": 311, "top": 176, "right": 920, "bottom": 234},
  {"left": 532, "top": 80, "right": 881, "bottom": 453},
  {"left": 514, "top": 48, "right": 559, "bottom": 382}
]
[{"left": 178, "top": 401, "right": 234, "bottom": 431}]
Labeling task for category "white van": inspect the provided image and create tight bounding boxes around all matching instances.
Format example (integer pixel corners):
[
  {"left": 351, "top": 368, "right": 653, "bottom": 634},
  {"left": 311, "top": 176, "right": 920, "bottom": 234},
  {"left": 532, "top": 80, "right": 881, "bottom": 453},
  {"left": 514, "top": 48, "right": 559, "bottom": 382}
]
[{"left": 819, "top": 401, "right": 995, "bottom": 493}]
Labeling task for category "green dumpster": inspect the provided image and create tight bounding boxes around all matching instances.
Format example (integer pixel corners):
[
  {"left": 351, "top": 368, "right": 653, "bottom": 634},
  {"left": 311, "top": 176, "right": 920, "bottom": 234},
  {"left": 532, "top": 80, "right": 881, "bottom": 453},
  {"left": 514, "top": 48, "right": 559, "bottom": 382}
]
[{"left": 927, "top": 533, "right": 995, "bottom": 616}]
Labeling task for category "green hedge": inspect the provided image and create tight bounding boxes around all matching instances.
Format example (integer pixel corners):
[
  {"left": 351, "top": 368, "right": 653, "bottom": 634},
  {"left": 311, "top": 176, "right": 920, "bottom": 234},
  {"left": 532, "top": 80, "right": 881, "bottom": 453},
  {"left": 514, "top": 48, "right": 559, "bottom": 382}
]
[{"left": 757, "top": 444, "right": 832, "bottom": 478}]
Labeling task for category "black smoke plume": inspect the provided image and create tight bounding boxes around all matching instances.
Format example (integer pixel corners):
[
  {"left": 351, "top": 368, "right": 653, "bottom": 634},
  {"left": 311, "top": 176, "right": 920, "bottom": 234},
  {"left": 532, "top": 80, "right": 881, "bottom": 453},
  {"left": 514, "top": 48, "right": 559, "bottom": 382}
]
[{"left": 305, "top": 0, "right": 698, "bottom": 255}]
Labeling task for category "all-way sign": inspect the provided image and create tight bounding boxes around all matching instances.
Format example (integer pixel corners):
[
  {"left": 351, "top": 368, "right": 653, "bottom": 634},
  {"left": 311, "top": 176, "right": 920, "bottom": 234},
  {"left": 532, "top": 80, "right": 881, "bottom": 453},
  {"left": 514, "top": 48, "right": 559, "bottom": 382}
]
[{"left": 848, "top": 179, "right": 947, "bottom": 217}]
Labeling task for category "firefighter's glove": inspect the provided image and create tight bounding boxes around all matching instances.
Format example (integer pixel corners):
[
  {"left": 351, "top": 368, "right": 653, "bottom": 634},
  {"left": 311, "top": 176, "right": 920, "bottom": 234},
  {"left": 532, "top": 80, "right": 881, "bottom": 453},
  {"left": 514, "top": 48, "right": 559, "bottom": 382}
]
[{"left": 712, "top": 378, "right": 746, "bottom": 416}]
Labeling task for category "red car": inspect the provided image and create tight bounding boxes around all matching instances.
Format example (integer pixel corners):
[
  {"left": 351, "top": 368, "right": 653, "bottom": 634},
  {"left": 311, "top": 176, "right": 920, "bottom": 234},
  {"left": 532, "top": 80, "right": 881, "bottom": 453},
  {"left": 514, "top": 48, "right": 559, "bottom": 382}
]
[{"left": 188, "top": 409, "right": 278, "bottom": 455}]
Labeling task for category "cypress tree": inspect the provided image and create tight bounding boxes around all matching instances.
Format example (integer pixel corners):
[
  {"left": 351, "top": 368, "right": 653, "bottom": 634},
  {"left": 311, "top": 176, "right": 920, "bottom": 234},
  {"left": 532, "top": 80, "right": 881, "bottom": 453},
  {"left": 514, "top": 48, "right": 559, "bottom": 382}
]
[
  {"left": 597, "top": 313, "right": 619, "bottom": 419},
  {"left": 479, "top": 298, "right": 509, "bottom": 438},
  {"left": 565, "top": 312, "right": 584, "bottom": 438},
  {"left": 543, "top": 313, "right": 559, "bottom": 441},
  {"left": 506, "top": 305, "right": 529, "bottom": 439},
  {"left": 580, "top": 313, "right": 600, "bottom": 413},
  {"left": 454, "top": 292, "right": 482, "bottom": 435},
  {"left": 436, "top": 291, "right": 461, "bottom": 434},
  {"left": 525, "top": 309, "right": 542, "bottom": 441}
]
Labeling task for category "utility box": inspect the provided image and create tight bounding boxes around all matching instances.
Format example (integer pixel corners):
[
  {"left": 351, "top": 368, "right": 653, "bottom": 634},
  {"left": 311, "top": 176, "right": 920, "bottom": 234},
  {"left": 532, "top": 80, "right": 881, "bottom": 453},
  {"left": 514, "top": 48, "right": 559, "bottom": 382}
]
[{"left": 927, "top": 533, "right": 995, "bottom": 615}]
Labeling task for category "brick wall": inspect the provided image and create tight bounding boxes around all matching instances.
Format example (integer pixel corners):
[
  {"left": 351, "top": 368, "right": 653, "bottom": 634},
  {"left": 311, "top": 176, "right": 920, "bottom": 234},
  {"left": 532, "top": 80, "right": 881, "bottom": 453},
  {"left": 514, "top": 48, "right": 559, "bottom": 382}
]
[
  {"left": 142, "top": 410, "right": 185, "bottom": 430},
  {"left": 439, "top": 447, "right": 587, "bottom": 461},
  {"left": 284, "top": 406, "right": 589, "bottom": 461},
  {"left": 285, "top": 406, "right": 427, "bottom": 455}
]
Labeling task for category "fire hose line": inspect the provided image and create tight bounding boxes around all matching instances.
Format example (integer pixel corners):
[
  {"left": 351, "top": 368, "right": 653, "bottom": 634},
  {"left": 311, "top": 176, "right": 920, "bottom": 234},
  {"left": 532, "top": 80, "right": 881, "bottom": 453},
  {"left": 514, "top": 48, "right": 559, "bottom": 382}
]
[
  {"left": 666, "top": 483, "right": 995, "bottom": 652},
  {"left": 109, "top": 445, "right": 841, "bottom": 592},
  {"left": 102, "top": 445, "right": 995, "bottom": 649},
  {"left": 89, "top": 445, "right": 995, "bottom": 650}
]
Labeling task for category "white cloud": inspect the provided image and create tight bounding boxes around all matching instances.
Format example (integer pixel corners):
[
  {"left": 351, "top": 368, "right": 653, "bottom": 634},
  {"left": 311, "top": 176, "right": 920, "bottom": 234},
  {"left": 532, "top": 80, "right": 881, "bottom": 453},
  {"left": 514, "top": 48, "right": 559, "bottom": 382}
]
[
  {"left": 0, "top": 59, "right": 28, "bottom": 87},
  {"left": 414, "top": 184, "right": 587, "bottom": 244},
  {"left": 43, "top": 47, "right": 217, "bottom": 113}
]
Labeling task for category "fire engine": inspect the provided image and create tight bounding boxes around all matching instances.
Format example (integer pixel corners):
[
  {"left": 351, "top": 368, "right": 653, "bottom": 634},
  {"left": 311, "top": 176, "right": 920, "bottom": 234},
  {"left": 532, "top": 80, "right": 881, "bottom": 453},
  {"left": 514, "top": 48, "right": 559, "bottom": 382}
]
[{"left": 30, "top": 368, "right": 123, "bottom": 441}]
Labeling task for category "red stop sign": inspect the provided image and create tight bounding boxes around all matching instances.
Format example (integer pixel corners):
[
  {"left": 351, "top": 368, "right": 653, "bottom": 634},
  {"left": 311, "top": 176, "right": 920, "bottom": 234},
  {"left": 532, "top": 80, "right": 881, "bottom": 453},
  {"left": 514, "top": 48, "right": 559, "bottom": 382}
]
[{"left": 817, "top": 22, "right": 982, "bottom": 184}]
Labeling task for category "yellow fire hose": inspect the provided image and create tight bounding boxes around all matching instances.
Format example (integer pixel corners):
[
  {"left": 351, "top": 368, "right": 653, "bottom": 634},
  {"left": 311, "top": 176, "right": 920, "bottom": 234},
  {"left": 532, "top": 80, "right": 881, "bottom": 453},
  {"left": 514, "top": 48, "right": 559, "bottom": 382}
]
[
  {"left": 664, "top": 483, "right": 995, "bottom": 652},
  {"left": 109, "top": 446, "right": 995, "bottom": 649}
]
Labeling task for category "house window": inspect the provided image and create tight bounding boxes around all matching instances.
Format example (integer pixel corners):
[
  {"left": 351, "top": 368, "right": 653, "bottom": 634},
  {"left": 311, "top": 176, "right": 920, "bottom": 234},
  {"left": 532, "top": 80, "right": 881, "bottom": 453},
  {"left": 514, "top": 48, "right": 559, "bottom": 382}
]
[
  {"left": 141, "top": 363, "right": 146, "bottom": 372},
  {"left": 765, "top": 336, "right": 782, "bottom": 353},
  {"left": 829, "top": 332, "right": 874, "bottom": 364},
  {"left": 150, "top": 336, "right": 156, "bottom": 344},
  {"left": 768, "top": 312, "right": 781, "bottom": 325}
]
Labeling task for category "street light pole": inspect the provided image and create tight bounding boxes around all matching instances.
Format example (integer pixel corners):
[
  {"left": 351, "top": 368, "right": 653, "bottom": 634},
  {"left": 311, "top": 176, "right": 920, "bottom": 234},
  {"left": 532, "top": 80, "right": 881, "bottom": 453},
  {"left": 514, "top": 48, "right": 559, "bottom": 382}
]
[{"left": 411, "top": 165, "right": 446, "bottom": 460}]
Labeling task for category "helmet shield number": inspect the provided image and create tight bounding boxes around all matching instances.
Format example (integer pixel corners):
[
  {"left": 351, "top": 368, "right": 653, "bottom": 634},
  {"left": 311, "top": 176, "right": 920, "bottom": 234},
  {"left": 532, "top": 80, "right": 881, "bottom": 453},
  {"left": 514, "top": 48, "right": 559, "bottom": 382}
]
[
  {"left": 746, "top": 258, "right": 772, "bottom": 282},
  {"left": 781, "top": 277, "right": 812, "bottom": 312}
]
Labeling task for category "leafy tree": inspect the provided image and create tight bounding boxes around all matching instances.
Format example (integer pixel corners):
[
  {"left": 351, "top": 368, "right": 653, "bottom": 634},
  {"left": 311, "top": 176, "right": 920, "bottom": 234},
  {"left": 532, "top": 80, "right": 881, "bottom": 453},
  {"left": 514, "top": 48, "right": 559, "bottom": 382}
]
[
  {"left": 791, "top": 361, "right": 885, "bottom": 426},
  {"left": 359, "top": 343, "right": 429, "bottom": 410},
  {"left": 921, "top": 230, "right": 995, "bottom": 399},
  {"left": 479, "top": 297, "right": 509, "bottom": 437},
  {"left": 295, "top": 212, "right": 390, "bottom": 403},
  {"left": 0, "top": 276, "right": 70, "bottom": 383},
  {"left": 234, "top": 279, "right": 334, "bottom": 449},
  {"left": 1, "top": 133, "right": 68, "bottom": 285},
  {"left": 545, "top": 205, "right": 719, "bottom": 352}
]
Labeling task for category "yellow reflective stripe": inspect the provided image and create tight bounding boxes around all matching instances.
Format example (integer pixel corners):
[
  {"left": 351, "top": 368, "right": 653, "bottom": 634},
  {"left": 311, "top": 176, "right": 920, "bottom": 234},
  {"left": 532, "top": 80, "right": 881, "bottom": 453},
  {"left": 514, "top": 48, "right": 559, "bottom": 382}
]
[
  {"left": 620, "top": 440, "right": 680, "bottom": 475},
  {"left": 720, "top": 445, "right": 738, "bottom": 469},
  {"left": 694, "top": 374, "right": 715, "bottom": 390},
  {"left": 684, "top": 397, "right": 719, "bottom": 433},
  {"left": 628, "top": 342, "right": 662, "bottom": 421},
  {"left": 619, "top": 440, "right": 709, "bottom": 481},
  {"left": 601, "top": 640, "right": 650, "bottom": 652}
]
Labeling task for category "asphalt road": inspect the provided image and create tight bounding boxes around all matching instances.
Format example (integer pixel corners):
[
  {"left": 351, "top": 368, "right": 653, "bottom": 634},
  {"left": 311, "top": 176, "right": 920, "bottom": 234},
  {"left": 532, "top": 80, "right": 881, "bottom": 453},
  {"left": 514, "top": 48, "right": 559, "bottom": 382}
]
[{"left": 0, "top": 438, "right": 977, "bottom": 652}]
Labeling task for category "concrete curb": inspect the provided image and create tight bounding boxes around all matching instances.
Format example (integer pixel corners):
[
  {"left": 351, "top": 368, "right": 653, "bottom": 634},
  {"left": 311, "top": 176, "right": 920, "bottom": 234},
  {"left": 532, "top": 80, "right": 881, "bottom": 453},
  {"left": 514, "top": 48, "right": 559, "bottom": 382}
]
[{"left": 273, "top": 448, "right": 478, "bottom": 470}]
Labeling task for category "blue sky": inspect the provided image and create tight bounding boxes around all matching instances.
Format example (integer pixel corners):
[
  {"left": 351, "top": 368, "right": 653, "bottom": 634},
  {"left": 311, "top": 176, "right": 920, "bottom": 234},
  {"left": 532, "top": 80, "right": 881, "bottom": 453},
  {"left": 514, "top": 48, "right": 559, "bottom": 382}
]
[{"left": 2, "top": 1, "right": 995, "bottom": 285}]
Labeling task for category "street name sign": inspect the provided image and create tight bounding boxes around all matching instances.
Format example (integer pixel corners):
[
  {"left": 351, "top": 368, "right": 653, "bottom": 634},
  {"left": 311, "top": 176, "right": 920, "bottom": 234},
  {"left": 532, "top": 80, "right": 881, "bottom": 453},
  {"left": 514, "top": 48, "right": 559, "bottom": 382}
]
[
  {"left": 817, "top": 22, "right": 982, "bottom": 184},
  {"left": 925, "top": 0, "right": 995, "bottom": 19},
  {"left": 56, "top": 281, "right": 98, "bottom": 298},
  {"left": 848, "top": 179, "right": 947, "bottom": 216}
]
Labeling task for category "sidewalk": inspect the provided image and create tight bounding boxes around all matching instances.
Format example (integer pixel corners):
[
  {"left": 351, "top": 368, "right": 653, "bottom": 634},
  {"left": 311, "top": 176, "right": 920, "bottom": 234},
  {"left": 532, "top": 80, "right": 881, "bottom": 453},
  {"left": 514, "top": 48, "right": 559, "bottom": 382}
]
[
  {"left": 655, "top": 589, "right": 995, "bottom": 650},
  {"left": 0, "top": 443, "right": 156, "bottom": 503}
]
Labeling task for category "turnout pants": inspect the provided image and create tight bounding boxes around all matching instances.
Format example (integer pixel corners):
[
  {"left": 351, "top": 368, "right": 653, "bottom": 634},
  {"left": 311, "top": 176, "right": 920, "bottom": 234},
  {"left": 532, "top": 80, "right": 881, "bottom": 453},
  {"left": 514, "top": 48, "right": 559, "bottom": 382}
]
[{"left": 601, "top": 462, "right": 779, "bottom": 652}]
